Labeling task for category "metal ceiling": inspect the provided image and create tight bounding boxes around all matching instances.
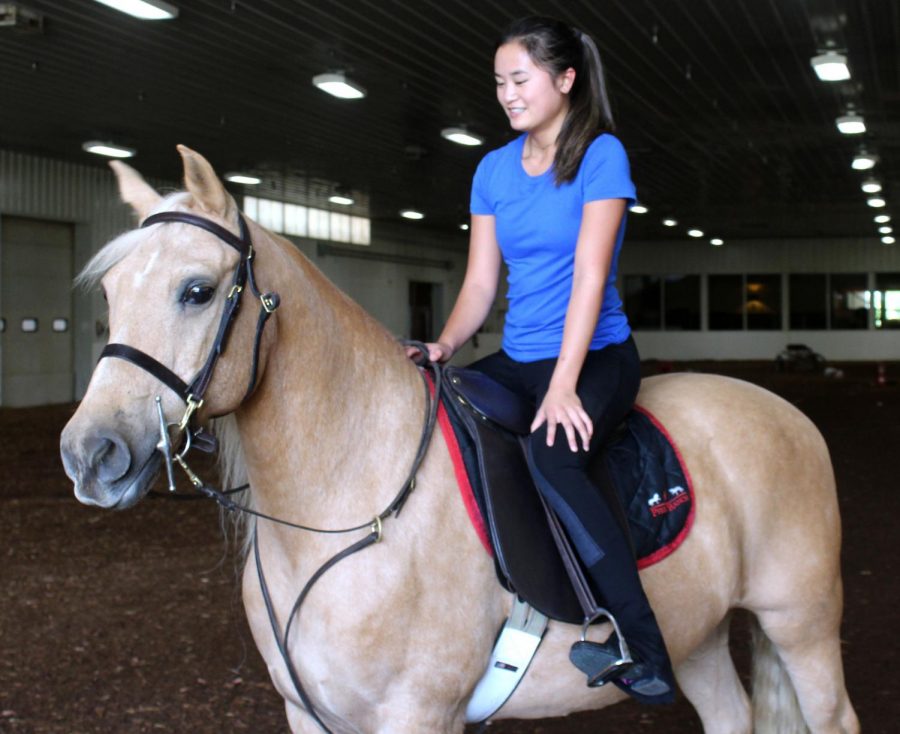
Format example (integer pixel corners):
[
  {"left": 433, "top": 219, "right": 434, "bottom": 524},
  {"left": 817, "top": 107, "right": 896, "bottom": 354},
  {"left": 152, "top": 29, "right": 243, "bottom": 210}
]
[{"left": 2, "top": 0, "right": 898, "bottom": 242}]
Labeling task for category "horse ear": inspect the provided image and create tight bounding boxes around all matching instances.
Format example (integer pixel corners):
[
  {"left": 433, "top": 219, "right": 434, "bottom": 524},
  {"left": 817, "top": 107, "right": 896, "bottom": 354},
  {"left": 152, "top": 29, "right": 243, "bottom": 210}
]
[
  {"left": 177, "top": 144, "right": 237, "bottom": 221},
  {"left": 109, "top": 160, "right": 162, "bottom": 221}
]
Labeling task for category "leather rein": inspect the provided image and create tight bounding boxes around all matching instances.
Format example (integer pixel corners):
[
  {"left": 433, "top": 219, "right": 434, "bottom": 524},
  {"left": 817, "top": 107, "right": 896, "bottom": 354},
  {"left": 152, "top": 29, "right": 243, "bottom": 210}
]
[{"left": 98, "top": 209, "right": 442, "bottom": 733}]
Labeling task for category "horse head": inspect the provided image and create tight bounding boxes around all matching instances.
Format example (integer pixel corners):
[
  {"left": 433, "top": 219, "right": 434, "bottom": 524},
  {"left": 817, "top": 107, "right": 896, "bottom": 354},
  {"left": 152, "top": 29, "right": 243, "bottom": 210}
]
[{"left": 61, "top": 146, "right": 278, "bottom": 509}]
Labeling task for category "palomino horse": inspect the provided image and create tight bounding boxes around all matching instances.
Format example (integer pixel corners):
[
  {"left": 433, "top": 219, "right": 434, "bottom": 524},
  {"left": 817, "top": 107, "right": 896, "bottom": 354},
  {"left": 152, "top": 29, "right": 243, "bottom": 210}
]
[{"left": 61, "top": 147, "right": 859, "bottom": 734}]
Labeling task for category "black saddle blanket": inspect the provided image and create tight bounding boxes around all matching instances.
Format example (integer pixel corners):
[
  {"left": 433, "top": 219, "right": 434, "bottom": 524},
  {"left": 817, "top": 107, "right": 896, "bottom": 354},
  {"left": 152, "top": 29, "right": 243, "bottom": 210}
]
[{"left": 438, "top": 368, "right": 694, "bottom": 622}]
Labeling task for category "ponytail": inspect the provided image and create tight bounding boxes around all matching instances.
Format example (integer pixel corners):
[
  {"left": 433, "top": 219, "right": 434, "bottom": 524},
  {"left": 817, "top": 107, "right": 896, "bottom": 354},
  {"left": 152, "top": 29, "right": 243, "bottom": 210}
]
[{"left": 497, "top": 17, "right": 616, "bottom": 186}]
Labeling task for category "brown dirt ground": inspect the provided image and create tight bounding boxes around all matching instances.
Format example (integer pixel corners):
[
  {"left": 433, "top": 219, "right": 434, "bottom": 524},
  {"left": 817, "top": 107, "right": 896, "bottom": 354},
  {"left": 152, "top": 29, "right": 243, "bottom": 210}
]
[{"left": 1, "top": 361, "right": 897, "bottom": 733}]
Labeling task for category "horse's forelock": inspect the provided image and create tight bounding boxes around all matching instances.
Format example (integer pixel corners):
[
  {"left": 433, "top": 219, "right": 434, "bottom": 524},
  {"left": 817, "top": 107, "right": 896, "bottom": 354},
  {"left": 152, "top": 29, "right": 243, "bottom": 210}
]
[{"left": 76, "top": 192, "right": 195, "bottom": 291}]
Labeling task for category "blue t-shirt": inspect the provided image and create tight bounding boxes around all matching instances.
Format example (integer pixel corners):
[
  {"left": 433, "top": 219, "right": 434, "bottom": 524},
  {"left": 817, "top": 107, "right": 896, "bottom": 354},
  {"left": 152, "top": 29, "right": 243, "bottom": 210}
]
[{"left": 470, "top": 133, "right": 636, "bottom": 362}]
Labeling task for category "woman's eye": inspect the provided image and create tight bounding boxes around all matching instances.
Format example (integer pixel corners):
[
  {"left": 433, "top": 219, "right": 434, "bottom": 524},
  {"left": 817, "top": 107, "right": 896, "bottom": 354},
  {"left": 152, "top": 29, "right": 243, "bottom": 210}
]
[{"left": 181, "top": 284, "right": 215, "bottom": 305}]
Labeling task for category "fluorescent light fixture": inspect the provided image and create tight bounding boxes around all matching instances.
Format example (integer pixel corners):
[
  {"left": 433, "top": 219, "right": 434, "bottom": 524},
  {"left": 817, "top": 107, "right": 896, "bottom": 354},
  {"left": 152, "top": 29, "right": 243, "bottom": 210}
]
[
  {"left": 710, "top": 238, "right": 724, "bottom": 246},
  {"left": 881, "top": 236, "right": 895, "bottom": 245},
  {"left": 93, "top": 0, "right": 178, "bottom": 19},
  {"left": 662, "top": 218, "right": 678, "bottom": 227},
  {"left": 629, "top": 204, "right": 648, "bottom": 214},
  {"left": 874, "top": 214, "right": 891, "bottom": 223},
  {"left": 878, "top": 226, "right": 892, "bottom": 234},
  {"left": 867, "top": 197, "right": 886, "bottom": 208},
  {"left": 399, "top": 209, "right": 424, "bottom": 220},
  {"left": 810, "top": 51, "right": 850, "bottom": 82},
  {"left": 852, "top": 153, "right": 878, "bottom": 170},
  {"left": 861, "top": 179, "right": 882, "bottom": 194},
  {"left": 836, "top": 114, "right": 865, "bottom": 134},
  {"left": 687, "top": 229, "right": 704, "bottom": 238},
  {"left": 224, "top": 173, "right": 261, "bottom": 185},
  {"left": 82, "top": 140, "right": 136, "bottom": 158},
  {"left": 459, "top": 223, "right": 470, "bottom": 231},
  {"left": 328, "top": 195, "right": 354, "bottom": 206},
  {"left": 441, "top": 127, "right": 484, "bottom": 146},
  {"left": 312, "top": 72, "right": 366, "bottom": 100}
]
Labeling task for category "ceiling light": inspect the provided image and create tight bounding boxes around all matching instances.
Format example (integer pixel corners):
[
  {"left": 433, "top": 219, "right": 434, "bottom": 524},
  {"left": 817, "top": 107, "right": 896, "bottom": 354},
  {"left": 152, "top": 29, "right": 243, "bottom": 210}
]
[
  {"left": 867, "top": 197, "right": 886, "bottom": 208},
  {"left": 399, "top": 209, "right": 424, "bottom": 220},
  {"left": 874, "top": 214, "right": 891, "bottom": 223},
  {"left": 852, "top": 153, "right": 878, "bottom": 170},
  {"left": 459, "top": 223, "right": 470, "bottom": 231},
  {"left": 328, "top": 195, "right": 354, "bottom": 206},
  {"left": 630, "top": 204, "right": 648, "bottom": 214},
  {"left": 441, "top": 127, "right": 484, "bottom": 146},
  {"left": 710, "top": 238, "right": 724, "bottom": 246},
  {"left": 861, "top": 179, "right": 882, "bottom": 194},
  {"left": 810, "top": 51, "right": 850, "bottom": 82},
  {"left": 93, "top": 0, "right": 178, "bottom": 20},
  {"left": 662, "top": 218, "right": 677, "bottom": 227},
  {"left": 82, "top": 140, "right": 136, "bottom": 158},
  {"left": 878, "top": 226, "right": 892, "bottom": 234},
  {"left": 224, "top": 172, "right": 261, "bottom": 185},
  {"left": 312, "top": 72, "right": 366, "bottom": 100},
  {"left": 687, "top": 229, "right": 704, "bottom": 238},
  {"left": 836, "top": 114, "right": 866, "bottom": 135},
  {"left": 882, "top": 236, "right": 895, "bottom": 245}
]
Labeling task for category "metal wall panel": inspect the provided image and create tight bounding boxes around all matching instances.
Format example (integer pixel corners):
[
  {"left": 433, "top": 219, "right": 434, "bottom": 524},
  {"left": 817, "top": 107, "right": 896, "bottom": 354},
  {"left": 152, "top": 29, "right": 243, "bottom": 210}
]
[{"left": 0, "top": 150, "right": 156, "bottom": 398}]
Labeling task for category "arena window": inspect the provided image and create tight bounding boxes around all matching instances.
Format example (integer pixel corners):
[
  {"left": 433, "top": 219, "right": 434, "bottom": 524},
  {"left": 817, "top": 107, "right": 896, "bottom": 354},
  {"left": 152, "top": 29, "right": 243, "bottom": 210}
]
[
  {"left": 746, "top": 274, "right": 781, "bottom": 330},
  {"left": 243, "top": 195, "right": 371, "bottom": 246},
  {"left": 830, "top": 273, "right": 868, "bottom": 329},
  {"left": 708, "top": 274, "right": 743, "bottom": 330},
  {"left": 789, "top": 274, "right": 827, "bottom": 329},
  {"left": 873, "top": 273, "right": 900, "bottom": 329}
]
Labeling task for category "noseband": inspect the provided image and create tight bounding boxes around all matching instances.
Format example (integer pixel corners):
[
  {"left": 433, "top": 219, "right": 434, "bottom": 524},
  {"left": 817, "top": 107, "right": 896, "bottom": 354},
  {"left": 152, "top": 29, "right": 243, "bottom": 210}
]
[{"left": 99, "top": 211, "right": 280, "bottom": 455}]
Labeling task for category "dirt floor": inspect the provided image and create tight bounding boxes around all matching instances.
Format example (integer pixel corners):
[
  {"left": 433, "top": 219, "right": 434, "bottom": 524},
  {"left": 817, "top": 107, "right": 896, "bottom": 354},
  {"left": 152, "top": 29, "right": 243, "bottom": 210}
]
[{"left": 1, "top": 361, "right": 897, "bottom": 733}]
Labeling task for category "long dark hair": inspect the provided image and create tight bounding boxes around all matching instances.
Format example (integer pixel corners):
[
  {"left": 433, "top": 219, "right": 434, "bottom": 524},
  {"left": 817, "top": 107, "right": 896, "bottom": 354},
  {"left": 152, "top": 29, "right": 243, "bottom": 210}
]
[{"left": 497, "top": 16, "right": 615, "bottom": 186}]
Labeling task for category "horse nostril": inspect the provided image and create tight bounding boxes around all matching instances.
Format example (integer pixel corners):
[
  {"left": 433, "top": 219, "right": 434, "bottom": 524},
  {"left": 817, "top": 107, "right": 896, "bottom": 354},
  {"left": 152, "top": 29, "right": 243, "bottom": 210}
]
[{"left": 85, "top": 433, "right": 133, "bottom": 483}]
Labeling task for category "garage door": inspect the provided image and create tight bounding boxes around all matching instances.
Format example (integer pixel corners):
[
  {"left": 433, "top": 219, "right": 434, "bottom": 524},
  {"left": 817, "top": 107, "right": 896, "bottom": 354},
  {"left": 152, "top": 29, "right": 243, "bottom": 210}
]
[{"left": 1, "top": 216, "right": 74, "bottom": 407}]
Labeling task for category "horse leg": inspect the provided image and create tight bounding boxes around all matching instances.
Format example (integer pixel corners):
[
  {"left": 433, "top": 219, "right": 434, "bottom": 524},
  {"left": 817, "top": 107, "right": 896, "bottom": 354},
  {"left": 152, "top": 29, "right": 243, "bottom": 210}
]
[
  {"left": 752, "top": 594, "right": 859, "bottom": 734},
  {"left": 675, "top": 614, "right": 752, "bottom": 734}
]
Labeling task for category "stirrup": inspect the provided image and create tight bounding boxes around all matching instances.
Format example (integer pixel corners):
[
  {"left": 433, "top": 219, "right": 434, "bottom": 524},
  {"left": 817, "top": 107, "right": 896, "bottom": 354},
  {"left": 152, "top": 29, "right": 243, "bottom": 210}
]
[{"left": 568, "top": 609, "right": 633, "bottom": 687}]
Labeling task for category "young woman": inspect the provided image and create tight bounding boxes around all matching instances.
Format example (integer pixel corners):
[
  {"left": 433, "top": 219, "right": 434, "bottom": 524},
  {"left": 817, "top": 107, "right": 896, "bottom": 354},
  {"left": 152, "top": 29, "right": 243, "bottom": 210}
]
[{"left": 418, "top": 17, "right": 675, "bottom": 704}]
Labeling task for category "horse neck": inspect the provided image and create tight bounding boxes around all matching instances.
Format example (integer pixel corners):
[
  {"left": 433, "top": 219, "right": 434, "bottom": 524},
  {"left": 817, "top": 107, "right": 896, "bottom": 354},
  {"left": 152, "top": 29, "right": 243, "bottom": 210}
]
[{"left": 234, "top": 233, "right": 426, "bottom": 529}]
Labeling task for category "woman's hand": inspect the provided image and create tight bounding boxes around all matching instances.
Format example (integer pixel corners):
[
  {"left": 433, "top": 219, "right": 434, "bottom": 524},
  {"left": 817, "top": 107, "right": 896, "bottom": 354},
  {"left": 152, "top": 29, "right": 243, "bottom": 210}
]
[
  {"left": 531, "top": 385, "right": 593, "bottom": 452},
  {"left": 405, "top": 341, "right": 455, "bottom": 363}
]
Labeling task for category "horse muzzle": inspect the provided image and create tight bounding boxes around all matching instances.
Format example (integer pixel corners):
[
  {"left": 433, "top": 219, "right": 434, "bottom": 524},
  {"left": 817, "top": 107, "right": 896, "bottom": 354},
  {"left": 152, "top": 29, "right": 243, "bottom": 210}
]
[{"left": 60, "top": 424, "right": 160, "bottom": 509}]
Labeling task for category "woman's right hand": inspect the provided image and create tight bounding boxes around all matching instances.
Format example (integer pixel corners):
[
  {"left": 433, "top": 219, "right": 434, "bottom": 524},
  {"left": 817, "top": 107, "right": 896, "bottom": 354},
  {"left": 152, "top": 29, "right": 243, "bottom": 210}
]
[{"left": 406, "top": 341, "right": 455, "bottom": 363}]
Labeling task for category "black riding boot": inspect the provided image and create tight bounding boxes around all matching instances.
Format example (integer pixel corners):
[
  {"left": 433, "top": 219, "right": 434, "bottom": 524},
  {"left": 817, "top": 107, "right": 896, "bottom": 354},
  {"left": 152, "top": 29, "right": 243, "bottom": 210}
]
[{"left": 584, "top": 534, "right": 676, "bottom": 704}]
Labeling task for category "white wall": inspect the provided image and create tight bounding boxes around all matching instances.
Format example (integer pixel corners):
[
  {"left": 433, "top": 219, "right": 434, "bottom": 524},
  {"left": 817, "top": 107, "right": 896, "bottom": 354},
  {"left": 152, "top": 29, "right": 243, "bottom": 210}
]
[{"left": 620, "top": 236, "right": 900, "bottom": 361}]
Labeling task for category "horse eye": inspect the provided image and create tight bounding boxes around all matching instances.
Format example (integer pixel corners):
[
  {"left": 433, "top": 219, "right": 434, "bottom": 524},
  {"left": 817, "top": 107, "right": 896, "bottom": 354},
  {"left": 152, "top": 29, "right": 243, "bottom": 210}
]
[{"left": 181, "top": 284, "right": 215, "bottom": 306}]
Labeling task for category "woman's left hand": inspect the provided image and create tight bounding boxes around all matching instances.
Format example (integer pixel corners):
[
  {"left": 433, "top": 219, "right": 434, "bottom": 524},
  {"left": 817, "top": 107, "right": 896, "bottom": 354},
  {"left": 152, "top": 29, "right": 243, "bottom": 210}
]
[{"left": 531, "top": 386, "right": 593, "bottom": 452}]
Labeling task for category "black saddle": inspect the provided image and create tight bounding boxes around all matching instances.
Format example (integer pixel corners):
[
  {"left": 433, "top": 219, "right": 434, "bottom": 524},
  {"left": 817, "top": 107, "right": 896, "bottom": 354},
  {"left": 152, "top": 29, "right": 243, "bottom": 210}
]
[{"left": 441, "top": 366, "right": 693, "bottom": 624}]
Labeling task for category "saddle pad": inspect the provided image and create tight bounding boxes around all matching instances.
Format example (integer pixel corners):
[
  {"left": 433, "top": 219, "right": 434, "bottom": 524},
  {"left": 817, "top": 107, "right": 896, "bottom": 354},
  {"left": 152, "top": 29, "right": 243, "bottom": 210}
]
[
  {"left": 436, "top": 389, "right": 694, "bottom": 571},
  {"left": 606, "top": 406, "right": 695, "bottom": 569}
]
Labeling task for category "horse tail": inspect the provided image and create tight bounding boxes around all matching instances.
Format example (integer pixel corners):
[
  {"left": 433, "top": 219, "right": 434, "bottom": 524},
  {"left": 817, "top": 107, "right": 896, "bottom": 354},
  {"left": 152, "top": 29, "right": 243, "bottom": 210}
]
[{"left": 750, "top": 615, "right": 808, "bottom": 734}]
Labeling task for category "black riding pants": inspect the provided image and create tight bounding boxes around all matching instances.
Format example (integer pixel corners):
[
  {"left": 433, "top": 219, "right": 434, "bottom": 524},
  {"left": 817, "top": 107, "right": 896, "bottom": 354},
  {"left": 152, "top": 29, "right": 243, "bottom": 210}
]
[{"left": 468, "top": 336, "right": 643, "bottom": 604}]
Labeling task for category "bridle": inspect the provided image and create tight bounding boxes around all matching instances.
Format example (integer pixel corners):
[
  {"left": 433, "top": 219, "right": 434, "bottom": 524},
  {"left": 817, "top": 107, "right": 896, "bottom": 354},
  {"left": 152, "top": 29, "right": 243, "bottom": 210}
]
[
  {"left": 99, "top": 210, "right": 280, "bottom": 467},
  {"left": 96, "top": 209, "right": 442, "bottom": 733}
]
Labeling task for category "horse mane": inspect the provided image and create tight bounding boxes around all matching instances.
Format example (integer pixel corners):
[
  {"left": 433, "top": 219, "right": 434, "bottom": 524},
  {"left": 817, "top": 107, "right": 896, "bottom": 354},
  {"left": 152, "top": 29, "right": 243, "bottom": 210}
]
[
  {"left": 76, "top": 192, "right": 193, "bottom": 291},
  {"left": 211, "top": 414, "right": 255, "bottom": 557}
]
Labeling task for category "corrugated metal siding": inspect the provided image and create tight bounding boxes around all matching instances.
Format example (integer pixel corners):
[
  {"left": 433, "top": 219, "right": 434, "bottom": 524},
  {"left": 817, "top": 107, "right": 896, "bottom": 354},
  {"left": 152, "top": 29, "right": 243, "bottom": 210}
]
[
  {"left": 0, "top": 149, "right": 173, "bottom": 397},
  {"left": 621, "top": 237, "right": 900, "bottom": 274}
]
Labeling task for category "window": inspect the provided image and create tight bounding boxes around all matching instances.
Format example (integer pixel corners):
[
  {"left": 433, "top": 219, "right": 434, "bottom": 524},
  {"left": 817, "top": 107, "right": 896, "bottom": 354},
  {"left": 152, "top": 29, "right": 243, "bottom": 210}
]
[
  {"left": 746, "top": 274, "right": 781, "bottom": 330},
  {"left": 623, "top": 275, "right": 661, "bottom": 329},
  {"left": 243, "top": 196, "right": 370, "bottom": 245},
  {"left": 789, "top": 274, "right": 827, "bottom": 329},
  {"left": 830, "top": 273, "right": 868, "bottom": 329},
  {"left": 873, "top": 273, "right": 900, "bottom": 329},
  {"left": 664, "top": 275, "right": 700, "bottom": 330},
  {"left": 708, "top": 275, "right": 743, "bottom": 329}
]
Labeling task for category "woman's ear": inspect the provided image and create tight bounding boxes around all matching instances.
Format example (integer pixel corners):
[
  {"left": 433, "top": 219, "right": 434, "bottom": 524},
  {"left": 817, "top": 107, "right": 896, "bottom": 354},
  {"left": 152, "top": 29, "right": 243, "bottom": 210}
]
[{"left": 559, "top": 67, "right": 576, "bottom": 94}]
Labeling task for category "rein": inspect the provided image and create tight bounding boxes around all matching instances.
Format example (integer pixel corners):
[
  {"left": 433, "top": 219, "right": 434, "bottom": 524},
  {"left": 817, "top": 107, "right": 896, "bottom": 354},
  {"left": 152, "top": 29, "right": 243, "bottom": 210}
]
[{"left": 99, "top": 208, "right": 442, "bottom": 732}]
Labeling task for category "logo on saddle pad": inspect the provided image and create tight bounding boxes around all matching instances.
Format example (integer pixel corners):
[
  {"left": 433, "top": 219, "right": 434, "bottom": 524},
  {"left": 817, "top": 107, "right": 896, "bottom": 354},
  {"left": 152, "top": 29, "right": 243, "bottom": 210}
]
[{"left": 647, "top": 486, "right": 689, "bottom": 517}]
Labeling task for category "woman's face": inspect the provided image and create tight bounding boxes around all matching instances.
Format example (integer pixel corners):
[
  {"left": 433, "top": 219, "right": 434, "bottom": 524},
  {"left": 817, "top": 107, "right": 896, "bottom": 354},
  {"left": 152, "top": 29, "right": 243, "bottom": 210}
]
[{"left": 494, "top": 41, "right": 573, "bottom": 136}]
